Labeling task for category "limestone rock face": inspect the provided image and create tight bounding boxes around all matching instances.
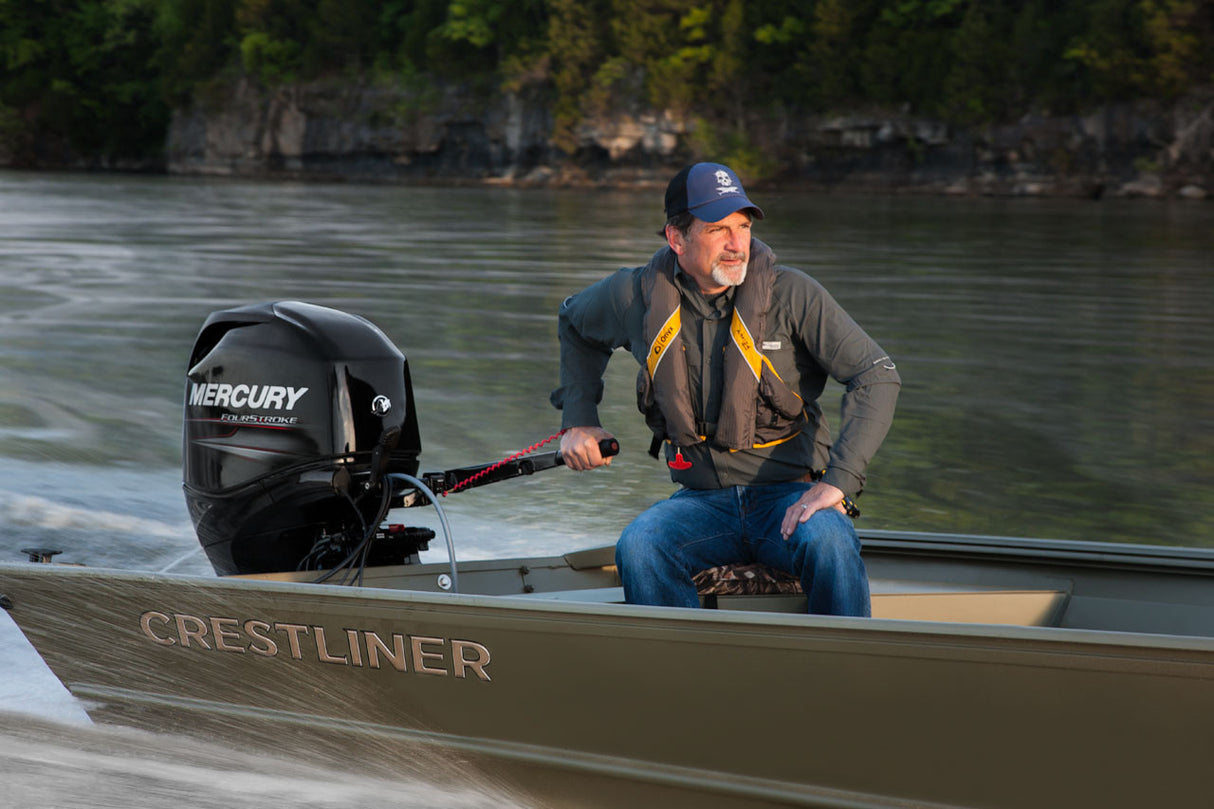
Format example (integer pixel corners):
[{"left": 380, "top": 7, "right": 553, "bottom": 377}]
[
  {"left": 165, "top": 77, "right": 1212, "bottom": 198},
  {"left": 167, "top": 78, "right": 555, "bottom": 181}
]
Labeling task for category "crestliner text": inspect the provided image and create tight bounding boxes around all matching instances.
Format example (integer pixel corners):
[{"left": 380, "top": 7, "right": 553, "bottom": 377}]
[{"left": 139, "top": 611, "right": 492, "bottom": 681}]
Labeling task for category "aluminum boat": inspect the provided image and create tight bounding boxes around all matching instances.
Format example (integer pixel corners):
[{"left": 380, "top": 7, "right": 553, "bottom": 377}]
[{"left": 3, "top": 301, "right": 1210, "bottom": 807}]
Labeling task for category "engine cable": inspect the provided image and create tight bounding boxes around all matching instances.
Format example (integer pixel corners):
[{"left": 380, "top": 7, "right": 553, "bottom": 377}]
[{"left": 443, "top": 429, "right": 566, "bottom": 496}]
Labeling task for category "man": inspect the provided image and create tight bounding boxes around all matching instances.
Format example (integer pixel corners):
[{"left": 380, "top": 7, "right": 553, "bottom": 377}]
[{"left": 551, "top": 163, "right": 899, "bottom": 616}]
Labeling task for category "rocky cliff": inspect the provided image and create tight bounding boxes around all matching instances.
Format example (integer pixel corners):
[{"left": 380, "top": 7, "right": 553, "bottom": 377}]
[{"left": 168, "top": 77, "right": 1212, "bottom": 199}]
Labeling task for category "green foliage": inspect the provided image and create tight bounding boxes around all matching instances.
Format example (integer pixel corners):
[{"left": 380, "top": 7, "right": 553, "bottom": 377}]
[
  {"left": 862, "top": 0, "right": 960, "bottom": 113},
  {"left": 808, "top": 0, "right": 860, "bottom": 107},
  {"left": 0, "top": 0, "right": 170, "bottom": 165},
  {"left": 605, "top": 0, "right": 758, "bottom": 117},
  {"left": 239, "top": 31, "right": 300, "bottom": 83},
  {"left": 152, "top": 0, "right": 238, "bottom": 101},
  {"left": 1056, "top": 0, "right": 1213, "bottom": 101},
  {"left": 308, "top": 0, "right": 382, "bottom": 74},
  {"left": 754, "top": 14, "right": 807, "bottom": 46},
  {"left": 942, "top": 1, "right": 1016, "bottom": 123},
  {"left": 688, "top": 117, "right": 779, "bottom": 180},
  {"left": 438, "top": 0, "right": 500, "bottom": 48},
  {"left": 1063, "top": 0, "right": 1154, "bottom": 99},
  {"left": 878, "top": 0, "right": 966, "bottom": 28},
  {"left": 2, "top": 0, "right": 1210, "bottom": 167},
  {"left": 425, "top": 0, "right": 547, "bottom": 77},
  {"left": 546, "top": 0, "right": 611, "bottom": 151},
  {"left": 1141, "top": 0, "right": 1213, "bottom": 95}
]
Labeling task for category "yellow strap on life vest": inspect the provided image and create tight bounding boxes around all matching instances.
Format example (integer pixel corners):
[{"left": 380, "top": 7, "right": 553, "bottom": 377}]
[
  {"left": 647, "top": 306, "right": 682, "bottom": 379},
  {"left": 748, "top": 429, "right": 803, "bottom": 449},
  {"left": 730, "top": 309, "right": 796, "bottom": 390},
  {"left": 729, "top": 310, "right": 806, "bottom": 449},
  {"left": 729, "top": 309, "right": 764, "bottom": 381}
]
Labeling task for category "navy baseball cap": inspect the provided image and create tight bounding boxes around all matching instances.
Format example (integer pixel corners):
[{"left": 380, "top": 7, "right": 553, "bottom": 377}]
[{"left": 664, "top": 163, "right": 765, "bottom": 223}]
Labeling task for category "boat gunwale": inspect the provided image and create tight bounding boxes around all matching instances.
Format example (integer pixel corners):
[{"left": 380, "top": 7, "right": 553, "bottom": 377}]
[
  {"left": 4, "top": 559, "right": 1214, "bottom": 659},
  {"left": 860, "top": 529, "right": 1214, "bottom": 571}
]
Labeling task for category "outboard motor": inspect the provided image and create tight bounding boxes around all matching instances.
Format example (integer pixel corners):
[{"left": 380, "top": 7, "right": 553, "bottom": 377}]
[
  {"left": 184, "top": 301, "right": 617, "bottom": 581},
  {"left": 183, "top": 301, "right": 424, "bottom": 575}
]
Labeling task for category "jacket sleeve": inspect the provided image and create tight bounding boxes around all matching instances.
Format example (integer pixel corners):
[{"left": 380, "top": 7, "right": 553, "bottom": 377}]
[
  {"left": 549, "top": 270, "right": 636, "bottom": 429},
  {"left": 789, "top": 271, "right": 901, "bottom": 498}
]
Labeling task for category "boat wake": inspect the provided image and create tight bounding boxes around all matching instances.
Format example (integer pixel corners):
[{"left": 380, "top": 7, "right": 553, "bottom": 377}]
[
  {"left": 0, "top": 712, "right": 534, "bottom": 809},
  {"left": 0, "top": 491, "right": 188, "bottom": 539}
]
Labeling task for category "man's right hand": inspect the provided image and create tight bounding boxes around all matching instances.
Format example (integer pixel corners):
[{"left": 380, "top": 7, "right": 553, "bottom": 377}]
[{"left": 559, "top": 426, "right": 616, "bottom": 471}]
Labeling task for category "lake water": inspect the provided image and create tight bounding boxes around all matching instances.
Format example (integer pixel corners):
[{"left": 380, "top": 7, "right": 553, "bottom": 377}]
[{"left": 0, "top": 170, "right": 1211, "bottom": 805}]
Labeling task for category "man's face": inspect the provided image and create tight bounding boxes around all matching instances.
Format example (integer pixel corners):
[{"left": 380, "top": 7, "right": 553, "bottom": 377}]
[{"left": 669, "top": 210, "right": 752, "bottom": 294}]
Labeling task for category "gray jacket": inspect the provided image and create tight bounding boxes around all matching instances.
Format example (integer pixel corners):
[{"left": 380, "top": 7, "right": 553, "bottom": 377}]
[{"left": 551, "top": 243, "right": 900, "bottom": 499}]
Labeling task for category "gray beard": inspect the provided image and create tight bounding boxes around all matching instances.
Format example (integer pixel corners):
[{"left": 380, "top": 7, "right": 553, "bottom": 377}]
[{"left": 711, "top": 263, "right": 747, "bottom": 287}]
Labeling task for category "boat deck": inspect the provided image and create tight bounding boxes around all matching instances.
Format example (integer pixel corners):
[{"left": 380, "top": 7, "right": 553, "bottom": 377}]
[{"left": 522, "top": 579, "right": 1071, "bottom": 626}]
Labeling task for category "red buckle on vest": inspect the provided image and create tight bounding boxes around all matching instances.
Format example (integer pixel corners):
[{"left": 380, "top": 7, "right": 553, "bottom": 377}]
[{"left": 667, "top": 449, "right": 692, "bottom": 470}]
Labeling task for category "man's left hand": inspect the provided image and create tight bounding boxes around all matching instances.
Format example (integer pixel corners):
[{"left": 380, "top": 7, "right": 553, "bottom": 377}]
[{"left": 780, "top": 482, "right": 848, "bottom": 540}]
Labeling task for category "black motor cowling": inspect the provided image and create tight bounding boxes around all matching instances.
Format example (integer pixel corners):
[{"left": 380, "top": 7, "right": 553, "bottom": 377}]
[{"left": 183, "top": 301, "right": 422, "bottom": 575}]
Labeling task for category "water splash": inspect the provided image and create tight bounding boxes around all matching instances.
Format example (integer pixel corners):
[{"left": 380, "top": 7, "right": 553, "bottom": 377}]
[
  {"left": 0, "top": 713, "right": 533, "bottom": 809},
  {"left": 0, "top": 492, "right": 187, "bottom": 539}
]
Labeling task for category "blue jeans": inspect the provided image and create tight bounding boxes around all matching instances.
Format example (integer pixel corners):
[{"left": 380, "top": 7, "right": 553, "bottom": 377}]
[{"left": 615, "top": 482, "right": 871, "bottom": 616}]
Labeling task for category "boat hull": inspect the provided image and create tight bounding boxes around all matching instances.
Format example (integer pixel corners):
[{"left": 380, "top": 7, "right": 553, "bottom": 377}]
[{"left": 3, "top": 556, "right": 1213, "bottom": 808}]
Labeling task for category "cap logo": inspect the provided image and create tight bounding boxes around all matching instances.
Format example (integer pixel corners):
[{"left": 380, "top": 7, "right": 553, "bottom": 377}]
[{"left": 715, "top": 170, "right": 738, "bottom": 195}]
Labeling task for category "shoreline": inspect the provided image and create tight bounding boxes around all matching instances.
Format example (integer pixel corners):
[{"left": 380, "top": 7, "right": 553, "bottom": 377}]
[
  {"left": 3, "top": 163, "right": 1207, "bottom": 202},
  {"left": 6, "top": 80, "right": 1210, "bottom": 203}
]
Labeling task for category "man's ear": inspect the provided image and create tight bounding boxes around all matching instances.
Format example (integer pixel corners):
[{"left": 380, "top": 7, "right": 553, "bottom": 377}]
[{"left": 665, "top": 224, "right": 685, "bottom": 255}]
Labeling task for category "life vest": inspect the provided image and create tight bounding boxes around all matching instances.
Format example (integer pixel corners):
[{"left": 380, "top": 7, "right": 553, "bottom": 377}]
[{"left": 635, "top": 240, "right": 807, "bottom": 451}]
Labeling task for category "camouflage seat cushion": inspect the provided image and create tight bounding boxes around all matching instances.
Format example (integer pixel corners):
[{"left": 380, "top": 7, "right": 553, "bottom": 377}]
[{"left": 693, "top": 563, "right": 803, "bottom": 596}]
